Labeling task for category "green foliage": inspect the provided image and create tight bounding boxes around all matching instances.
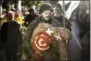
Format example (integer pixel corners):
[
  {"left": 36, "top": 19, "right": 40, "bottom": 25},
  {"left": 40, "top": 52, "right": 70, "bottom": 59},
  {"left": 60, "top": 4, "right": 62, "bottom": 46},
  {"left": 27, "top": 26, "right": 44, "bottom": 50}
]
[{"left": 22, "top": 0, "right": 42, "bottom": 7}]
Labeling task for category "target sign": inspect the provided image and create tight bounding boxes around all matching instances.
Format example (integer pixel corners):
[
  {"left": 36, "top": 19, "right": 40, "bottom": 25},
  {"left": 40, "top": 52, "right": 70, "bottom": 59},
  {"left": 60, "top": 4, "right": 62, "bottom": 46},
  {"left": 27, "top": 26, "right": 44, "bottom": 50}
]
[{"left": 32, "top": 32, "right": 53, "bottom": 52}]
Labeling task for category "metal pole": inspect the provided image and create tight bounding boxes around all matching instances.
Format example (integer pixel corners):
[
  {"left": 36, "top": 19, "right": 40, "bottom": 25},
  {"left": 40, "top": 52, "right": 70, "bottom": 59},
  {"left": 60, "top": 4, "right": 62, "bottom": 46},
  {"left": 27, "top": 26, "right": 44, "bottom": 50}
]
[
  {"left": 0, "top": 0, "right": 3, "bottom": 27},
  {"left": 62, "top": 0, "right": 65, "bottom": 28},
  {"left": 62, "top": 1, "right": 68, "bottom": 61},
  {"left": 0, "top": 5, "right": 1, "bottom": 19},
  {"left": 0, "top": 0, "right": 3, "bottom": 15},
  {"left": 0, "top": 5, "right": 2, "bottom": 15},
  {"left": 17, "top": 0, "right": 22, "bottom": 12}
]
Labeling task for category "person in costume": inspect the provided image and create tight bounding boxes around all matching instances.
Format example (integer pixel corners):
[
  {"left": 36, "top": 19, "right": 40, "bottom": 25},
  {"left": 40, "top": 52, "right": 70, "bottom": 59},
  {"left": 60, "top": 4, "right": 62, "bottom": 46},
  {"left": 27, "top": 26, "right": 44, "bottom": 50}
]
[
  {"left": 53, "top": 3, "right": 71, "bottom": 30},
  {"left": 23, "top": 3, "right": 71, "bottom": 61}
]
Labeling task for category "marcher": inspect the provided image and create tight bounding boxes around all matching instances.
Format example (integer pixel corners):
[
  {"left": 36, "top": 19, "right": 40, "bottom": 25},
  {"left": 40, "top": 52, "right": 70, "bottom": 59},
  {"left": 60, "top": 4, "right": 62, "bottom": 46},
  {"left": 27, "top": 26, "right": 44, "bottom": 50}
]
[
  {"left": 23, "top": 3, "right": 71, "bottom": 61},
  {"left": 53, "top": 3, "right": 71, "bottom": 30},
  {"left": 0, "top": 12, "right": 22, "bottom": 60},
  {"left": 24, "top": 8, "right": 38, "bottom": 27},
  {"left": 23, "top": 4, "right": 57, "bottom": 61}
]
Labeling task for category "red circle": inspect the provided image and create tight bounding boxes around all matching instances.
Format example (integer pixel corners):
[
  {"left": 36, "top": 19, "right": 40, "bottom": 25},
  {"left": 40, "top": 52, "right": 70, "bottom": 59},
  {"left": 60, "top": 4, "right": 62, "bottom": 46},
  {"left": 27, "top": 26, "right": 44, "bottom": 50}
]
[{"left": 32, "top": 32, "right": 52, "bottom": 52}]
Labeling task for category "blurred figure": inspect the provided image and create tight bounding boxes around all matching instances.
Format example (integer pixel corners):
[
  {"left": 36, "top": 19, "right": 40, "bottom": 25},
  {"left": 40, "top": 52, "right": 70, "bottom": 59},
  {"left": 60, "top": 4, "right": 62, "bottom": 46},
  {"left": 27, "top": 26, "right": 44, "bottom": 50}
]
[
  {"left": 23, "top": 4, "right": 61, "bottom": 61},
  {"left": 81, "top": 31, "right": 90, "bottom": 61},
  {"left": 24, "top": 8, "right": 38, "bottom": 27},
  {"left": 0, "top": 9, "right": 15, "bottom": 26},
  {"left": 0, "top": 11, "right": 7, "bottom": 26},
  {"left": 76, "top": 8, "right": 90, "bottom": 61},
  {"left": 0, "top": 12, "right": 22, "bottom": 60},
  {"left": 22, "top": 7, "right": 29, "bottom": 19},
  {"left": 15, "top": 10, "right": 24, "bottom": 25},
  {"left": 53, "top": 3, "right": 71, "bottom": 30}
]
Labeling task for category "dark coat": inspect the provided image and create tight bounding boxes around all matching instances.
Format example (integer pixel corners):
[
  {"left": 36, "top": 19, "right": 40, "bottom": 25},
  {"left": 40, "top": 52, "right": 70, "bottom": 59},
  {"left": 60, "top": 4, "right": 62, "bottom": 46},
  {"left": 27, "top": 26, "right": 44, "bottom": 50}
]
[
  {"left": 24, "top": 12, "right": 38, "bottom": 27},
  {"left": 0, "top": 21, "right": 22, "bottom": 60},
  {"left": 1, "top": 21, "right": 22, "bottom": 46},
  {"left": 53, "top": 15, "right": 71, "bottom": 30}
]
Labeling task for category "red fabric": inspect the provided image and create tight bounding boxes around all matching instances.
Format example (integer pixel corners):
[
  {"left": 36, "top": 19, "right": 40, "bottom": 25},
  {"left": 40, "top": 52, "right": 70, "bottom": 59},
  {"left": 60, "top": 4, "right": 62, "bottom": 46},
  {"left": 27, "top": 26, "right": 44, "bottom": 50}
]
[
  {"left": 32, "top": 52, "right": 44, "bottom": 61},
  {"left": 32, "top": 32, "right": 53, "bottom": 52}
]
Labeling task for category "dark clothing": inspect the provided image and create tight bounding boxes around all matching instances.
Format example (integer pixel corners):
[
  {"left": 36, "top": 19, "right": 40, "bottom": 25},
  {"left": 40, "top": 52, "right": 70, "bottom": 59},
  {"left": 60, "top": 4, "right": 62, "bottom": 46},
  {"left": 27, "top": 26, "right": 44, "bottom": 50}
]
[
  {"left": 53, "top": 15, "right": 71, "bottom": 30},
  {"left": 81, "top": 31, "right": 90, "bottom": 61},
  {"left": 24, "top": 13, "right": 38, "bottom": 27},
  {"left": 0, "top": 21, "right": 22, "bottom": 60}
]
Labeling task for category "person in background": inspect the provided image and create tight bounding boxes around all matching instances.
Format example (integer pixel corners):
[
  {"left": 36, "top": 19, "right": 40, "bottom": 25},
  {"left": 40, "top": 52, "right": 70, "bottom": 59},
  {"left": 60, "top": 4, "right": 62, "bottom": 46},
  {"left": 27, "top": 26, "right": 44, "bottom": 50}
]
[
  {"left": 0, "top": 12, "right": 22, "bottom": 60},
  {"left": 24, "top": 8, "right": 38, "bottom": 27},
  {"left": 15, "top": 10, "right": 24, "bottom": 25},
  {"left": 53, "top": 3, "right": 71, "bottom": 30},
  {"left": 22, "top": 7, "right": 29, "bottom": 18}
]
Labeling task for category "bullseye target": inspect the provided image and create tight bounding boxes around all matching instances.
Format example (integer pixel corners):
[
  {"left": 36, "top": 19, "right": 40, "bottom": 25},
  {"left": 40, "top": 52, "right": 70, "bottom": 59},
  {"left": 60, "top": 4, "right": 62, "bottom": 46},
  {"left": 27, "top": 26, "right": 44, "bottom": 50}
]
[{"left": 32, "top": 32, "right": 52, "bottom": 52}]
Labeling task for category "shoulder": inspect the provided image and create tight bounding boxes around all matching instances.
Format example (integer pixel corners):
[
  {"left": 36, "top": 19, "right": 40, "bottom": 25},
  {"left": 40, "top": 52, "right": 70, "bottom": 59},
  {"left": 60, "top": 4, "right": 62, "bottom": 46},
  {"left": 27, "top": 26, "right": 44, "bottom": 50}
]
[
  {"left": 12, "top": 21, "right": 20, "bottom": 27},
  {"left": 1, "top": 22, "right": 8, "bottom": 30},
  {"left": 2, "top": 22, "right": 8, "bottom": 26},
  {"left": 12, "top": 21, "right": 19, "bottom": 24}
]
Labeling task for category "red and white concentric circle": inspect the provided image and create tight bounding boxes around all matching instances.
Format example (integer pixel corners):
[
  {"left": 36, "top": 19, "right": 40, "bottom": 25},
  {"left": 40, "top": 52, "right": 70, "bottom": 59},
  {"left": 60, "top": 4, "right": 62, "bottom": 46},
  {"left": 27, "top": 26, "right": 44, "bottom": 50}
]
[{"left": 32, "top": 32, "right": 52, "bottom": 52}]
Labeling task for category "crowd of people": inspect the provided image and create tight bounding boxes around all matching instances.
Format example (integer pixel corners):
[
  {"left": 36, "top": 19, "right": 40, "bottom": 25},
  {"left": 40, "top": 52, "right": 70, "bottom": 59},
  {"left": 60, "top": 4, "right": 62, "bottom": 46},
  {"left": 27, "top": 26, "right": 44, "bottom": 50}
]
[{"left": 0, "top": 3, "right": 90, "bottom": 61}]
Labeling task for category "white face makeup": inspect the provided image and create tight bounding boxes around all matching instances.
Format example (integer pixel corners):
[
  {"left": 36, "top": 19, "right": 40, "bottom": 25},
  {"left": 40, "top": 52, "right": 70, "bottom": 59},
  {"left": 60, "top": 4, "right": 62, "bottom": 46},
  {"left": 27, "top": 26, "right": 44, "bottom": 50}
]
[{"left": 41, "top": 10, "right": 51, "bottom": 20}]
